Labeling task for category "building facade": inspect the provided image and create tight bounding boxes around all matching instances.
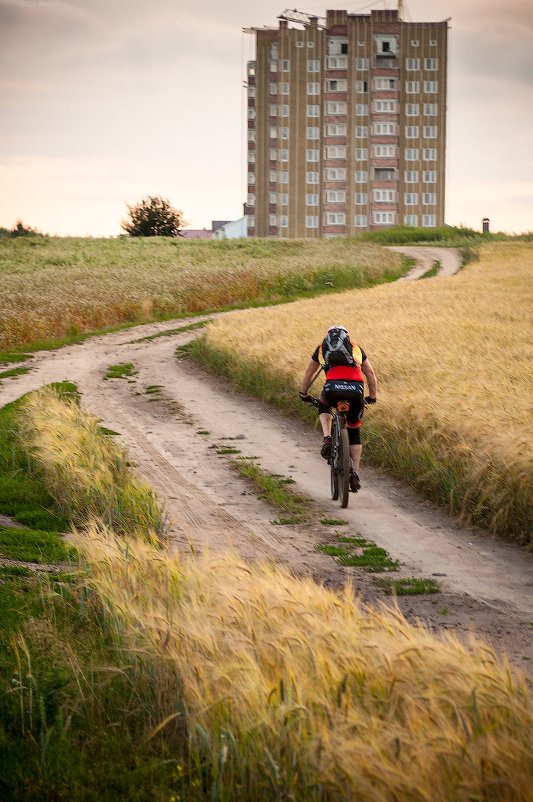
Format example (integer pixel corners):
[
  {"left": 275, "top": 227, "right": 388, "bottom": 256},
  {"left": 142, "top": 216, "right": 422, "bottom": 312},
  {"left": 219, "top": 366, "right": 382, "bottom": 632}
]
[{"left": 246, "top": 8, "right": 448, "bottom": 237}]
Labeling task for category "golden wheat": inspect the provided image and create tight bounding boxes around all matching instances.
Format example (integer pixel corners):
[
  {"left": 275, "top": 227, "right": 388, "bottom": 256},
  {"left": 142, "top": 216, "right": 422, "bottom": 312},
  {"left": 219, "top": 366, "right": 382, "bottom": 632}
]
[
  {"left": 0, "top": 237, "right": 402, "bottom": 350},
  {"left": 70, "top": 523, "right": 533, "bottom": 800},
  {"left": 198, "top": 242, "right": 533, "bottom": 539}
]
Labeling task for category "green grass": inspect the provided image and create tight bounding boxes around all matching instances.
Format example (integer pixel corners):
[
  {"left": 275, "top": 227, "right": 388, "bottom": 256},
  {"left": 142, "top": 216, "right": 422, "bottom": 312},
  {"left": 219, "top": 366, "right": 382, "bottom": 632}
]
[
  {"left": 417, "top": 261, "right": 441, "bottom": 279},
  {"left": 103, "top": 363, "right": 137, "bottom": 380},
  {"left": 0, "top": 366, "right": 31, "bottom": 381},
  {"left": 316, "top": 534, "right": 400, "bottom": 573},
  {"left": 320, "top": 518, "right": 349, "bottom": 526},
  {"left": 216, "top": 447, "right": 242, "bottom": 455},
  {"left": 357, "top": 223, "right": 532, "bottom": 246},
  {"left": 126, "top": 319, "right": 208, "bottom": 344},
  {"left": 316, "top": 544, "right": 350, "bottom": 557},
  {"left": 232, "top": 458, "right": 309, "bottom": 522},
  {"left": 0, "top": 527, "right": 74, "bottom": 563},
  {"left": 0, "top": 352, "right": 33, "bottom": 366},
  {"left": 376, "top": 577, "right": 441, "bottom": 595}
]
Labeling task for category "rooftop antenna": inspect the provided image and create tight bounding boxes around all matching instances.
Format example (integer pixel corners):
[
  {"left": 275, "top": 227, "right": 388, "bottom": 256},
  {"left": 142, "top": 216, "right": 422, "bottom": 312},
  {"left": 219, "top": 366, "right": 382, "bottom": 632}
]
[{"left": 278, "top": 8, "right": 326, "bottom": 27}]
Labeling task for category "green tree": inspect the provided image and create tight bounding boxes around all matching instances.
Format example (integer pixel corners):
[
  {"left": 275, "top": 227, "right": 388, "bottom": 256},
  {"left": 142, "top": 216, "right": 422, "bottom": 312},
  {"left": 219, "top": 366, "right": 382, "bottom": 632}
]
[{"left": 121, "top": 196, "right": 185, "bottom": 237}]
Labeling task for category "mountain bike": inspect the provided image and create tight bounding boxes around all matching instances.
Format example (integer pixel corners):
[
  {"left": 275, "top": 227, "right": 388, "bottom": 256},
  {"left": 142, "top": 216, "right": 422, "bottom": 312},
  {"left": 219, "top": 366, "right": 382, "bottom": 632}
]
[{"left": 307, "top": 396, "right": 352, "bottom": 509}]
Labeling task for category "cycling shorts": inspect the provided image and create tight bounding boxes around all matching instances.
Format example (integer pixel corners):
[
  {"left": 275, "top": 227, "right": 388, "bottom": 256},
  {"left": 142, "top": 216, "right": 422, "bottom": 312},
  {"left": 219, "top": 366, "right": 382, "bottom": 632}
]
[{"left": 318, "top": 380, "right": 365, "bottom": 429}]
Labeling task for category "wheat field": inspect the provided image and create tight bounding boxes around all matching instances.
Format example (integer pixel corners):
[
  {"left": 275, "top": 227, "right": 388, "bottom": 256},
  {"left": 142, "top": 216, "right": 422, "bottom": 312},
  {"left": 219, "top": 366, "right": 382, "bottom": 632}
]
[
  {"left": 195, "top": 242, "right": 533, "bottom": 540},
  {"left": 0, "top": 236, "right": 403, "bottom": 351}
]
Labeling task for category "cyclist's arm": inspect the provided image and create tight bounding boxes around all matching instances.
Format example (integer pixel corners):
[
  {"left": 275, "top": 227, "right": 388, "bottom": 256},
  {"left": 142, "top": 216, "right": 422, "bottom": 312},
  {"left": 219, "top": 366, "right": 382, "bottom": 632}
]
[
  {"left": 362, "top": 358, "right": 377, "bottom": 399},
  {"left": 301, "top": 358, "right": 321, "bottom": 394}
]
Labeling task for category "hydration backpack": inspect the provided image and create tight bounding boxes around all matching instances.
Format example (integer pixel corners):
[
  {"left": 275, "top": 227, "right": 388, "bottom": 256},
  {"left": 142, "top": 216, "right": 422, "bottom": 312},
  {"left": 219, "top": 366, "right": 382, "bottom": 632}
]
[{"left": 321, "top": 328, "right": 355, "bottom": 369}]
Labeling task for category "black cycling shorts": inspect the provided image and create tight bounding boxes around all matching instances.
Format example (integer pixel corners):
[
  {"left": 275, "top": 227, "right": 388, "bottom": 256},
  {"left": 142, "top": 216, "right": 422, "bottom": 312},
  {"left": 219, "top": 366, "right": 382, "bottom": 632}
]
[{"left": 319, "top": 380, "right": 365, "bottom": 434}]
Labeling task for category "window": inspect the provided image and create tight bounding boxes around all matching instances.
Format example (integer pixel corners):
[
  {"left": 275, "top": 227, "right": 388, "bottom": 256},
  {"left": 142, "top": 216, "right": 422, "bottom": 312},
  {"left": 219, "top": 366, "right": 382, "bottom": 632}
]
[
  {"left": 326, "top": 79, "right": 347, "bottom": 91},
  {"left": 405, "top": 148, "right": 419, "bottom": 160},
  {"left": 281, "top": 127, "right": 289, "bottom": 139},
  {"left": 355, "top": 170, "right": 367, "bottom": 182},
  {"left": 423, "top": 170, "right": 436, "bottom": 183},
  {"left": 355, "top": 148, "right": 368, "bottom": 160},
  {"left": 411, "top": 39, "right": 419, "bottom": 47},
  {"left": 373, "top": 144, "right": 395, "bottom": 157},
  {"left": 424, "top": 103, "right": 437, "bottom": 116},
  {"left": 281, "top": 59, "right": 290, "bottom": 72},
  {"left": 296, "top": 41, "right": 304, "bottom": 48},
  {"left": 373, "top": 189, "right": 395, "bottom": 202},
  {"left": 423, "top": 193, "right": 436, "bottom": 204},
  {"left": 307, "top": 59, "right": 319, "bottom": 72},
  {"left": 306, "top": 149, "right": 319, "bottom": 162},
  {"left": 306, "top": 215, "right": 318, "bottom": 227},
  {"left": 280, "top": 193, "right": 288, "bottom": 205},
  {"left": 424, "top": 125, "right": 437, "bottom": 138},
  {"left": 373, "top": 211, "right": 395, "bottom": 224},
  {"left": 328, "top": 38, "right": 348, "bottom": 55},
  {"left": 269, "top": 214, "right": 276, "bottom": 226},
  {"left": 270, "top": 62, "right": 277, "bottom": 73},
  {"left": 423, "top": 214, "right": 436, "bottom": 226},
  {"left": 280, "top": 215, "right": 288, "bottom": 227},
  {"left": 306, "top": 193, "right": 319, "bottom": 205},
  {"left": 247, "top": 172, "right": 255, "bottom": 185},
  {"left": 326, "top": 145, "right": 347, "bottom": 159},
  {"left": 269, "top": 82, "right": 277, "bottom": 94},
  {"left": 373, "top": 122, "right": 396, "bottom": 135},
  {"left": 307, "top": 126, "right": 319, "bottom": 139},
  {"left": 374, "top": 167, "right": 395, "bottom": 180},
  {"left": 425, "top": 58, "right": 438, "bottom": 70},
  {"left": 405, "top": 103, "right": 419, "bottom": 116},
  {"left": 307, "top": 104, "right": 320, "bottom": 117},
  {"left": 247, "top": 130, "right": 255, "bottom": 142},
  {"left": 424, "top": 81, "right": 438, "bottom": 93},
  {"left": 307, "top": 82, "right": 320, "bottom": 95},
  {"left": 307, "top": 41, "right": 314, "bottom": 48},
  {"left": 406, "top": 58, "right": 420, "bottom": 70},
  {"left": 356, "top": 58, "right": 369, "bottom": 70},
  {"left": 327, "top": 56, "right": 347, "bottom": 68},
  {"left": 429, "top": 39, "right": 437, "bottom": 46},
  {"left": 355, "top": 193, "right": 367, "bottom": 204},
  {"left": 374, "top": 100, "right": 396, "bottom": 113},
  {"left": 326, "top": 101, "right": 347, "bottom": 114},
  {"left": 355, "top": 125, "right": 369, "bottom": 137},
  {"left": 306, "top": 171, "right": 319, "bottom": 183},
  {"left": 326, "top": 168, "right": 346, "bottom": 180},
  {"left": 269, "top": 127, "right": 277, "bottom": 139},
  {"left": 279, "top": 171, "right": 289, "bottom": 184},
  {"left": 374, "top": 77, "right": 396, "bottom": 90},
  {"left": 326, "top": 190, "right": 346, "bottom": 203},
  {"left": 280, "top": 104, "right": 289, "bottom": 116},
  {"left": 405, "top": 193, "right": 418, "bottom": 205},
  {"left": 355, "top": 103, "right": 368, "bottom": 115},
  {"left": 269, "top": 104, "right": 277, "bottom": 117},
  {"left": 269, "top": 170, "right": 276, "bottom": 182},
  {"left": 280, "top": 149, "right": 289, "bottom": 162},
  {"left": 247, "top": 63, "right": 255, "bottom": 77},
  {"left": 406, "top": 81, "right": 420, "bottom": 93},
  {"left": 354, "top": 214, "right": 367, "bottom": 227},
  {"left": 405, "top": 170, "right": 418, "bottom": 182},
  {"left": 326, "top": 212, "right": 346, "bottom": 224},
  {"left": 327, "top": 123, "right": 347, "bottom": 135},
  {"left": 355, "top": 80, "right": 368, "bottom": 93},
  {"left": 248, "top": 108, "right": 255, "bottom": 120},
  {"left": 405, "top": 125, "right": 419, "bottom": 138},
  {"left": 404, "top": 214, "right": 418, "bottom": 225},
  {"left": 248, "top": 86, "right": 256, "bottom": 98},
  {"left": 247, "top": 215, "right": 255, "bottom": 227},
  {"left": 267, "top": 149, "right": 275, "bottom": 162},
  {"left": 423, "top": 148, "right": 437, "bottom": 160}
]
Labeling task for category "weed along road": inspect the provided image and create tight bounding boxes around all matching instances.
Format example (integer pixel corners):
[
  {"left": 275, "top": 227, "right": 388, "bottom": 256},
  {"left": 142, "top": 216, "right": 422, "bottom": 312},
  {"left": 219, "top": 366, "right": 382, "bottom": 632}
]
[{"left": 1, "top": 247, "right": 532, "bottom": 671}]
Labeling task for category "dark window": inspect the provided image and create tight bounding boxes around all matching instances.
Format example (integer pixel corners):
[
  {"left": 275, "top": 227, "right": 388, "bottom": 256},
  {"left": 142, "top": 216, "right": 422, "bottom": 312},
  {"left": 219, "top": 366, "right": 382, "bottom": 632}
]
[{"left": 341, "top": 43, "right": 348, "bottom": 54}]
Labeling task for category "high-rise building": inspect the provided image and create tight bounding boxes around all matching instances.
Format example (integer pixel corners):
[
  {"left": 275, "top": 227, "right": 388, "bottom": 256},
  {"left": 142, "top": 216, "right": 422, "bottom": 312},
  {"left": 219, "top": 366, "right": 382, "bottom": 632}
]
[{"left": 245, "top": 8, "right": 448, "bottom": 237}]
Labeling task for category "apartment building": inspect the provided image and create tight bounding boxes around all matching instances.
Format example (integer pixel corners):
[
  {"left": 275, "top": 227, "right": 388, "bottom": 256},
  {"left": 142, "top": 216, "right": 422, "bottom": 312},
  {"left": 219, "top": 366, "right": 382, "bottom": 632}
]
[{"left": 246, "top": 8, "right": 448, "bottom": 237}]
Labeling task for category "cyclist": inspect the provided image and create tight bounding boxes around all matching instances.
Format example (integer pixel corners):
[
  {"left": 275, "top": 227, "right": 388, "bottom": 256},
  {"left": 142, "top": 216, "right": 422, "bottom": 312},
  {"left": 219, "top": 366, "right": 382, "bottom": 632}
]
[{"left": 299, "top": 325, "right": 377, "bottom": 492}]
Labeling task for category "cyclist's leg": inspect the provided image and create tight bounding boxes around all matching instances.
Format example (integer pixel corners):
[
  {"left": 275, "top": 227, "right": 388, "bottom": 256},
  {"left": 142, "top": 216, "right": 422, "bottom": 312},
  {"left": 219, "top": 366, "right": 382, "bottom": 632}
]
[{"left": 318, "top": 393, "right": 333, "bottom": 458}]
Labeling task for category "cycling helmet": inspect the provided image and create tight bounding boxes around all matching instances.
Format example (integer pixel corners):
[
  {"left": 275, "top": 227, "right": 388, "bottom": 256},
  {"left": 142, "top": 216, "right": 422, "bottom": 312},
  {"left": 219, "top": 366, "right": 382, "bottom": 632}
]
[{"left": 327, "top": 324, "right": 348, "bottom": 333}]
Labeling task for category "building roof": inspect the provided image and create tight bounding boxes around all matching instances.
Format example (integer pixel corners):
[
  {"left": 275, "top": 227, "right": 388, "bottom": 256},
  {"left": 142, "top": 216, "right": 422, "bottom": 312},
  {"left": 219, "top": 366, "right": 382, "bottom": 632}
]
[{"left": 181, "top": 229, "right": 212, "bottom": 239}]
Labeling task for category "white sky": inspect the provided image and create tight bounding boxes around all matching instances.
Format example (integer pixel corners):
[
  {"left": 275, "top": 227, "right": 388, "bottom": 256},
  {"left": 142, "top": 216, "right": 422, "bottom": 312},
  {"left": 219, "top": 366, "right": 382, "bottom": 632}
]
[{"left": 1, "top": 0, "right": 532, "bottom": 236}]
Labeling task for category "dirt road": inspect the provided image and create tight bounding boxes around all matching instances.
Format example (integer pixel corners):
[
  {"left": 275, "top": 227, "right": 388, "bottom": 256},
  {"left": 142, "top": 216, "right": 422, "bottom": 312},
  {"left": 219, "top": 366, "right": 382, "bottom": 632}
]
[{"left": 2, "top": 248, "right": 532, "bottom": 671}]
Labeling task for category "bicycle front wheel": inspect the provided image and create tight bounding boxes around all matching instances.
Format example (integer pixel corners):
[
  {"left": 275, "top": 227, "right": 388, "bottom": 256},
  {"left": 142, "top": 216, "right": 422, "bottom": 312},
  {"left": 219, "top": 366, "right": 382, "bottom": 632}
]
[{"left": 338, "top": 425, "right": 350, "bottom": 508}]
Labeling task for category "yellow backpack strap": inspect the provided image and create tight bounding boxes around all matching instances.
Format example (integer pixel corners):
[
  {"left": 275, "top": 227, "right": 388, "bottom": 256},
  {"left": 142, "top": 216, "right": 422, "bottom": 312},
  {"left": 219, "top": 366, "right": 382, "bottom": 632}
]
[{"left": 352, "top": 344, "right": 363, "bottom": 370}]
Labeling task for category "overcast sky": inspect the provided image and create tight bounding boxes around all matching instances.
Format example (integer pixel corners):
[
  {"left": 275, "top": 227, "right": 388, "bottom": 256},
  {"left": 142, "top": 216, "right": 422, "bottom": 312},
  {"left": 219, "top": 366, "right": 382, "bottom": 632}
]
[{"left": 1, "top": 0, "right": 532, "bottom": 236}]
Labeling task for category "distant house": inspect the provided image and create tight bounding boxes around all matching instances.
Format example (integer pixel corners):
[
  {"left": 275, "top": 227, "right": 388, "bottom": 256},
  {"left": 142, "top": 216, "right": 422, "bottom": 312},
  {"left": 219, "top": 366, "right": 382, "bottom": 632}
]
[
  {"left": 181, "top": 228, "right": 212, "bottom": 239},
  {"left": 212, "top": 217, "right": 247, "bottom": 239}
]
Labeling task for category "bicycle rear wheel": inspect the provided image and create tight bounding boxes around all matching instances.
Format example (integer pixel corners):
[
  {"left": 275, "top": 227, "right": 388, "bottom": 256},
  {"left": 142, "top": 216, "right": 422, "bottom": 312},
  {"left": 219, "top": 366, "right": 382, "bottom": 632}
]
[{"left": 338, "top": 425, "right": 350, "bottom": 508}]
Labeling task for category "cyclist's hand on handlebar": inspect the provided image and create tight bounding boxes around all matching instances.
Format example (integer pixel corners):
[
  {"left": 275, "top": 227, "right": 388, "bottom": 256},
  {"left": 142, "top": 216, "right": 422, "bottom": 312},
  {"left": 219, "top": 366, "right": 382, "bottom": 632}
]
[
  {"left": 299, "top": 391, "right": 313, "bottom": 403},
  {"left": 365, "top": 396, "right": 377, "bottom": 404}
]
